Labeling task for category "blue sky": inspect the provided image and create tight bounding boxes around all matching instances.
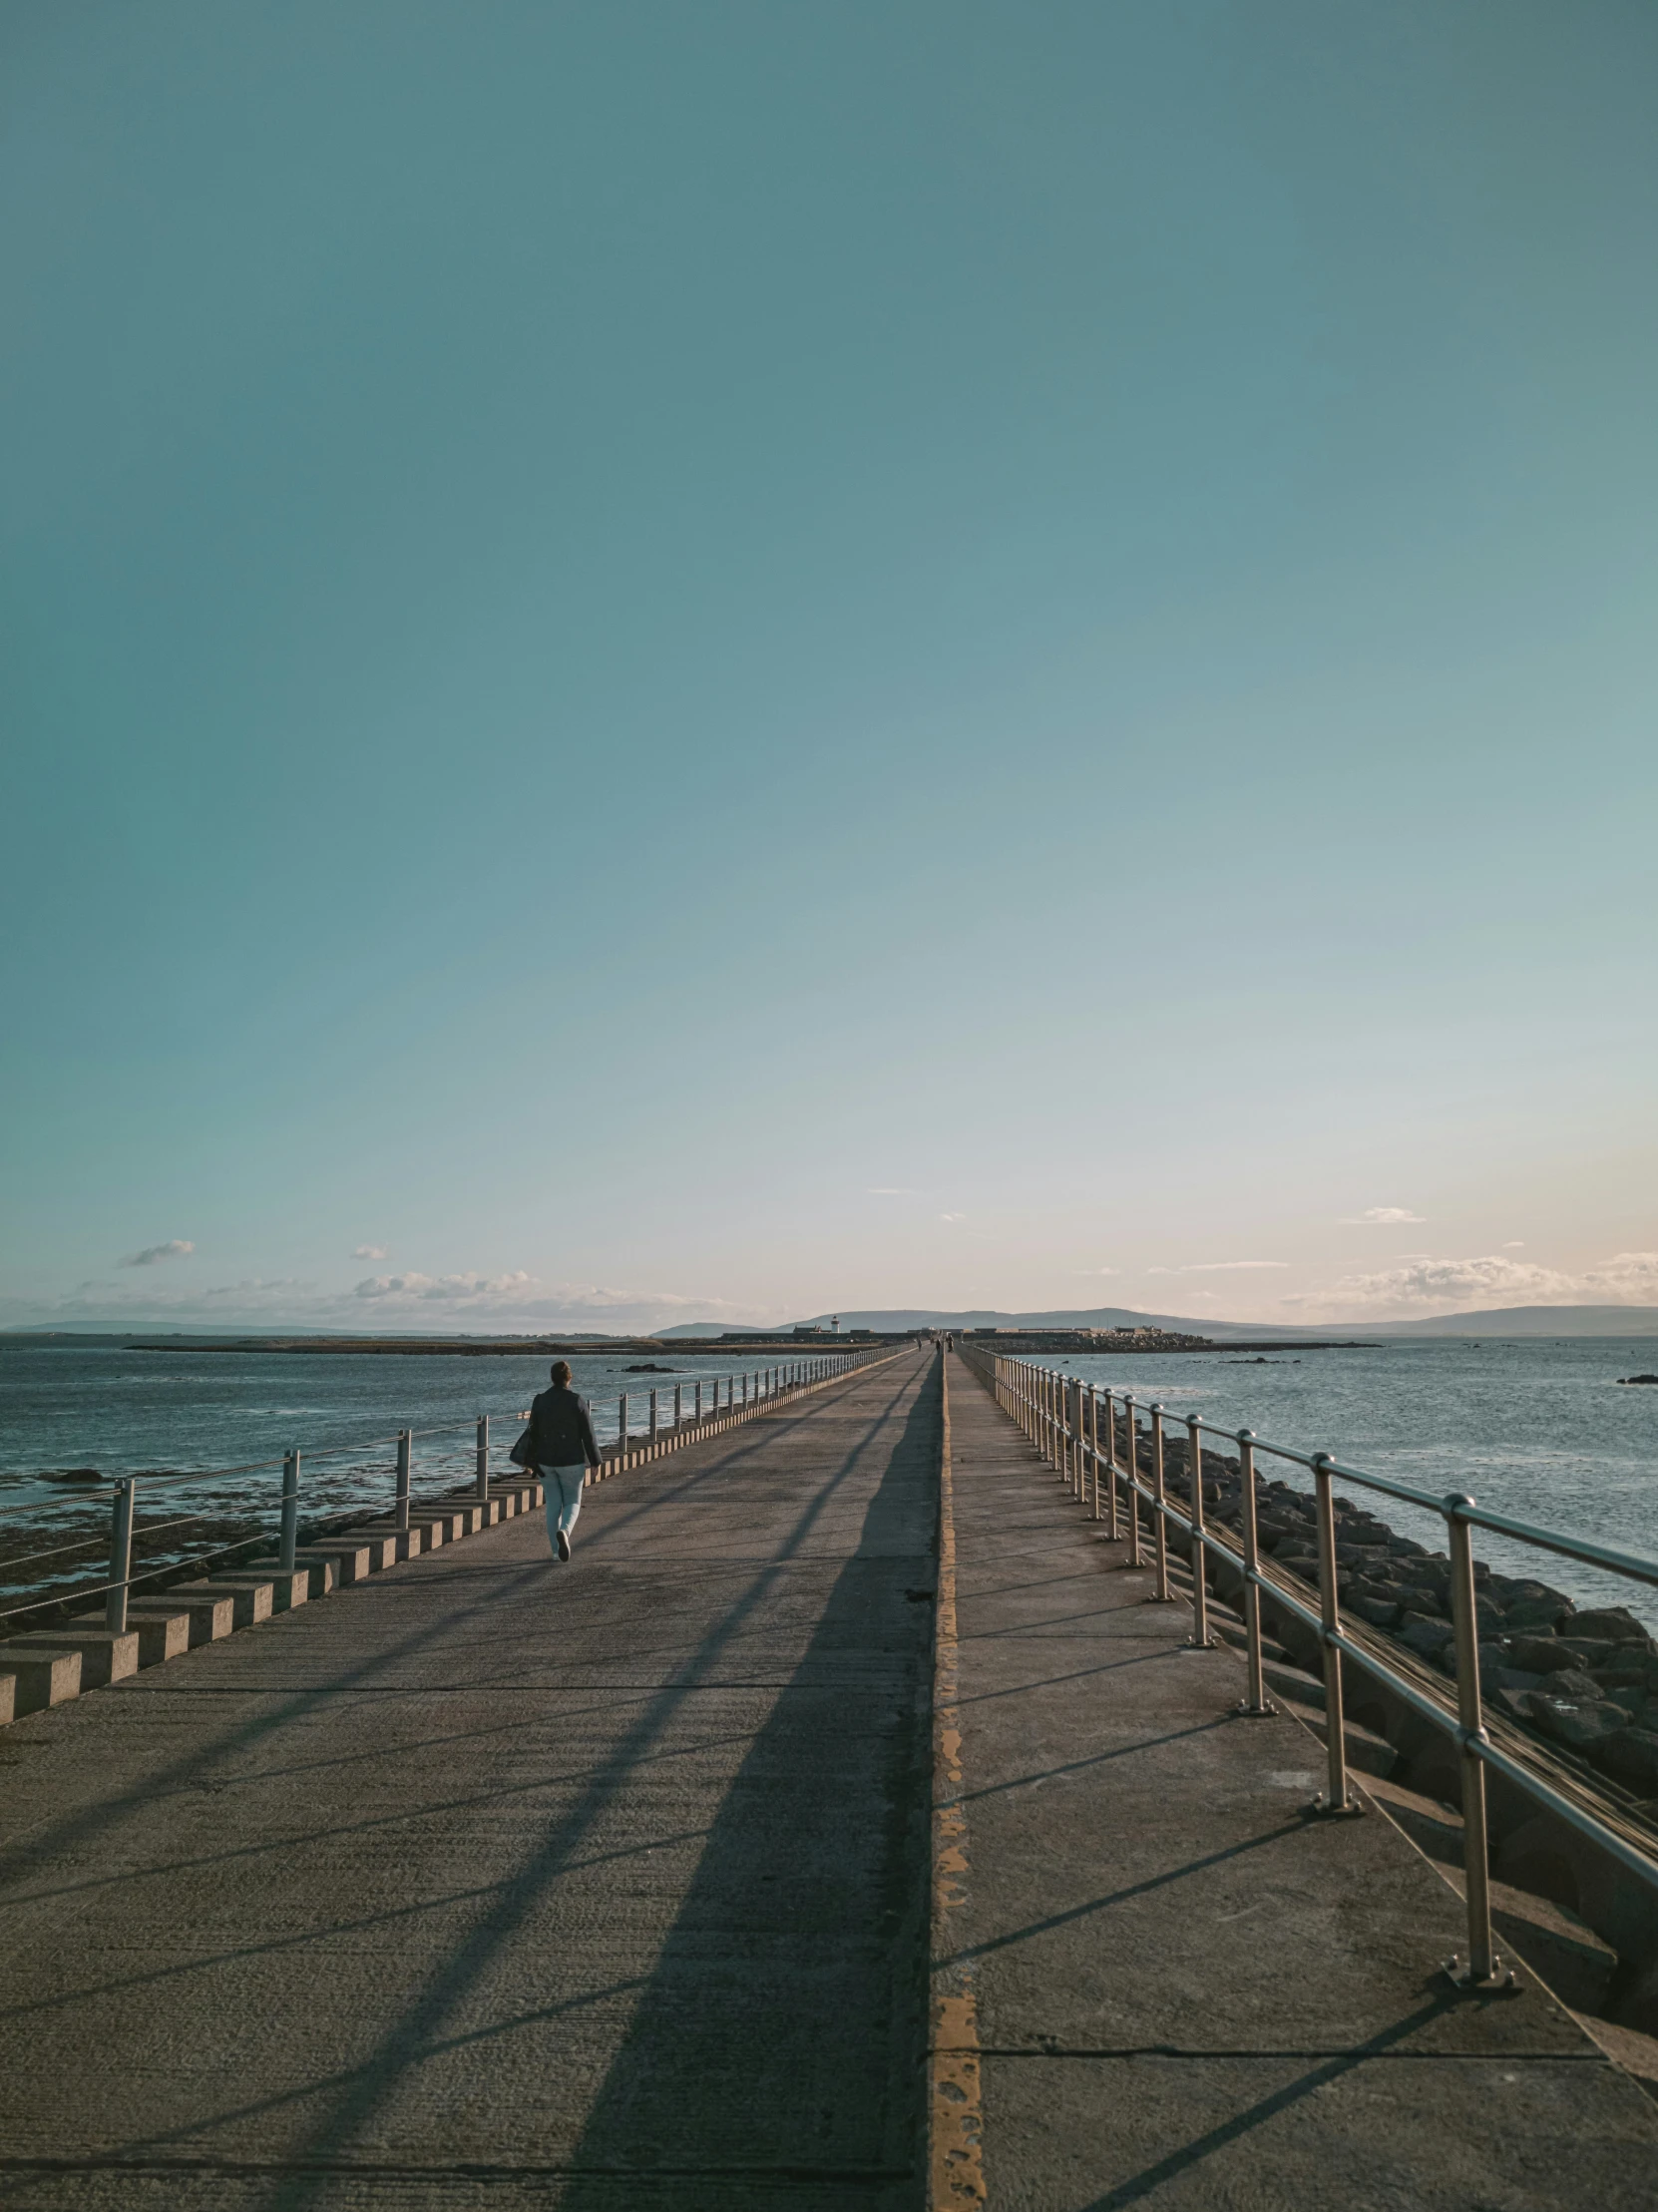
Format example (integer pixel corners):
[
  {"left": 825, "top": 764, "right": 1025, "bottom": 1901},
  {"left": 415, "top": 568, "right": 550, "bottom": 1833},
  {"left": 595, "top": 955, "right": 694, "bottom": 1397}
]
[{"left": 4, "top": 1, "right": 1655, "bottom": 1332}]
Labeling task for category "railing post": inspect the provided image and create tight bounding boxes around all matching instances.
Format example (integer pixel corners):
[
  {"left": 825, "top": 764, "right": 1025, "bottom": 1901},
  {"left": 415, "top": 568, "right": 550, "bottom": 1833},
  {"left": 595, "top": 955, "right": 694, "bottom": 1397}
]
[
  {"left": 695, "top": 1380, "right": 703, "bottom": 1421},
  {"left": 1088, "top": 1385, "right": 1101, "bottom": 1520},
  {"left": 1101, "top": 1390, "right": 1119, "bottom": 1539},
  {"left": 674, "top": 1383, "right": 682, "bottom": 1429},
  {"left": 105, "top": 1477, "right": 137, "bottom": 1634},
  {"left": 1184, "top": 1416, "right": 1214, "bottom": 1647},
  {"left": 620, "top": 1395, "right": 629, "bottom": 1462},
  {"left": 279, "top": 1448, "right": 300, "bottom": 1573},
  {"left": 1234, "top": 1431, "right": 1273, "bottom": 1716},
  {"left": 1122, "top": 1396, "right": 1142, "bottom": 1566},
  {"left": 1311, "top": 1454, "right": 1359, "bottom": 1813},
  {"left": 1446, "top": 1493, "right": 1501, "bottom": 1985},
  {"left": 476, "top": 1414, "right": 490, "bottom": 1499},
  {"left": 1149, "top": 1404, "right": 1170, "bottom": 1600},
  {"left": 649, "top": 1389, "right": 658, "bottom": 1452},
  {"left": 395, "top": 1429, "right": 411, "bottom": 1534}
]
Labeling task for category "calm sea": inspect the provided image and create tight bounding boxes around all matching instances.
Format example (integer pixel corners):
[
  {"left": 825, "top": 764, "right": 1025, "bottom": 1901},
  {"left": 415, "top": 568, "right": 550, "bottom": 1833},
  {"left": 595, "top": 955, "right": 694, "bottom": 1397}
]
[{"left": 2, "top": 1338, "right": 1656, "bottom": 1625}]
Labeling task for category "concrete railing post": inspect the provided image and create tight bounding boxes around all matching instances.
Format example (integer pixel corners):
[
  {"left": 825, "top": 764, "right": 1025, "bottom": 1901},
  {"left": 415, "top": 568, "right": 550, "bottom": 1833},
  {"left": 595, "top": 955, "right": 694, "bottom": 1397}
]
[
  {"left": 649, "top": 1390, "right": 658, "bottom": 1451},
  {"left": 279, "top": 1448, "right": 300, "bottom": 1574},
  {"left": 105, "top": 1476, "right": 137, "bottom": 1634},
  {"left": 395, "top": 1430, "right": 411, "bottom": 1535},
  {"left": 620, "top": 1395, "right": 629, "bottom": 1463},
  {"left": 476, "top": 1415, "right": 490, "bottom": 1500},
  {"left": 695, "top": 1380, "right": 703, "bottom": 1421},
  {"left": 1235, "top": 1431, "right": 1273, "bottom": 1716}
]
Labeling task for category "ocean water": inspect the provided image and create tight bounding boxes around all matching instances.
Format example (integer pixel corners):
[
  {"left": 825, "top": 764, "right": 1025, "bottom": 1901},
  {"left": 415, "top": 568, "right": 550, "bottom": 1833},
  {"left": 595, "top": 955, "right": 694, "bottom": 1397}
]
[
  {"left": 1011, "top": 1336, "right": 1658, "bottom": 1629},
  {"left": 0, "top": 1344, "right": 790, "bottom": 1614}
]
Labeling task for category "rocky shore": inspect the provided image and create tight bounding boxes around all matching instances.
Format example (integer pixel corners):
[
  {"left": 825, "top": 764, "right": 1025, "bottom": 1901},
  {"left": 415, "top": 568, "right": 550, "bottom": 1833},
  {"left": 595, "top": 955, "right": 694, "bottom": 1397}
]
[{"left": 1149, "top": 1432, "right": 1658, "bottom": 1807}]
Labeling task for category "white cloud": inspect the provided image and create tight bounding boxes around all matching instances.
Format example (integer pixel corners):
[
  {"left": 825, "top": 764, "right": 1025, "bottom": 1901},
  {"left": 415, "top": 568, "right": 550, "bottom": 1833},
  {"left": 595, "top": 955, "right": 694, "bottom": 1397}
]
[
  {"left": 352, "top": 1270, "right": 535, "bottom": 1303},
  {"left": 1587, "top": 1252, "right": 1658, "bottom": 1299},
  {"left": 1293, "top": 1248, "right": 1658, "bottom": 1319},
  {"left": 1290, "top": 1254, "right": 1576, "bottom": 1315},
  {"left": 1148, "top": 1260, "right": 1289, "bottom": 1274},
  {"left": 1072, "top": 1267, "right": 1119, "bottom": 1277},
  {"left": 1502, "top": 1241, "right": 1525, "bottom": 1249},
  {"left": 867, "top": 1187, "right": 916, "bottom": 1196},
  {"left": 352, "top": 1244, "right": 389, "bottom": 1260},
  {"left": 119, "top": 1240, "right": 195, "bottom": 1267},
  {"left": 939, "top": 1211, "right": 966, "bottom": 1223},
  {"left": 1340, "top": 1206, "right": 1426, "bottom": 1225}
]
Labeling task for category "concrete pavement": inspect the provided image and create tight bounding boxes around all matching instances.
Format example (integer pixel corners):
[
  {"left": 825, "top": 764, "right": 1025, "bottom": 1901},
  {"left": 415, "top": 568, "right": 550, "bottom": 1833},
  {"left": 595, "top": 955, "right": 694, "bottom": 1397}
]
[{"left": 0, "top": 1348, "right": 939, "bottom": 2210}]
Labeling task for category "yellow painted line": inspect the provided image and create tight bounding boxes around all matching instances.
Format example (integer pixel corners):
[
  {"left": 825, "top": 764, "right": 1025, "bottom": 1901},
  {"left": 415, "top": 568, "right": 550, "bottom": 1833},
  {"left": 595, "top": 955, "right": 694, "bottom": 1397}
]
[{"left": 929, "top": 1350, "right": 987, "bottom": 2207}]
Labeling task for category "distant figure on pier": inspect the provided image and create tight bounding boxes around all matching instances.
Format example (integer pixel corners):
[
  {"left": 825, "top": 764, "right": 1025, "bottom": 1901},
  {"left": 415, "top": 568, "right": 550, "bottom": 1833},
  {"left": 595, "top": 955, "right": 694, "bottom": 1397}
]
[{"left": 526, "top": 1360, "right": 601, "bottom": 1561}]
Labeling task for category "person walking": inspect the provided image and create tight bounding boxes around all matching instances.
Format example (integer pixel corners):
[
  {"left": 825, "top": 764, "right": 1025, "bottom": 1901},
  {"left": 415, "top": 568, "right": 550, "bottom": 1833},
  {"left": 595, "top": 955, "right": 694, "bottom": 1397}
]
[{"left": 523, "top": 1360, "right": 601, "bottom": 1560}]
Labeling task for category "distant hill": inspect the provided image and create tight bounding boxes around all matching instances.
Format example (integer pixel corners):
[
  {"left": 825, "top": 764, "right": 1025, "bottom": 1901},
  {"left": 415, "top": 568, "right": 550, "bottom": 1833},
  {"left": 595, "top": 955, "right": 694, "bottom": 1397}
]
[
  {"left": 661, "top": 1305, "right": 1319, "bottom": 1342},
  {"left": 1362, "top": 1305, "right": 1658, "bottom": 1339},
  {"left": 653, "top": 1322, "right": 775, "bottom": 1339}
]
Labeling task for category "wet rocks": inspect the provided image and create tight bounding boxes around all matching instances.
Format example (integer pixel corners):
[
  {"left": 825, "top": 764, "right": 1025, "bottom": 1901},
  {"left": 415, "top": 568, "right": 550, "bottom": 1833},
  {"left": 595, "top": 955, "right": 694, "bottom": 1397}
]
[{"left": 1159, "top": 1434, "right": 1658, "bottom": 1800}]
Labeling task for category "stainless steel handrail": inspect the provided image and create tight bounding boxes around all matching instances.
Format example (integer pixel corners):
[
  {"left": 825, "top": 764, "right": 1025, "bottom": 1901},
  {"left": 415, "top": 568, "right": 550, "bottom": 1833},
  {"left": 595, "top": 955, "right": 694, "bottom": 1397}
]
[{"left": 961, "top": 1342, "right": 1658, "bottom": 1992}]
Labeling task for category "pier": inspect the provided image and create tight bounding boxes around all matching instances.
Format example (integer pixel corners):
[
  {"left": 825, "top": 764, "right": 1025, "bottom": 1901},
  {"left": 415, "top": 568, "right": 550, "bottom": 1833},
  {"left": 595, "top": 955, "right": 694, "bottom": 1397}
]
[{"left": 1, "top": 1347, "right": 1656, "bottom": 2206}]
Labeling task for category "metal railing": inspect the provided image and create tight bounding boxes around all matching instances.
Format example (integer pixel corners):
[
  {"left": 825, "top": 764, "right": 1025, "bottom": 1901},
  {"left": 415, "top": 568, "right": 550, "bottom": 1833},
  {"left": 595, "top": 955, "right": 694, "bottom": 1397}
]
[
  {"left": 959, "top": 1342, "right": 1658, "bottom": 1991},
  {"left": 0, "top": 1351, "right": 889, "bottom": 1648}
]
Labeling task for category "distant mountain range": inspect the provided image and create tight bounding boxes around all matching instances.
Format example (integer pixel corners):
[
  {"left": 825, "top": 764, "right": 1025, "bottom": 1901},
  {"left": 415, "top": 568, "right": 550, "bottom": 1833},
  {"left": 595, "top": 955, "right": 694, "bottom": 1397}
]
[
  {"left": 660, "top": 1303, "right": 1658, "bottom": 1341},
  {"left": 9, "top": 1304, "right": 1657, "bottom": 1349}
]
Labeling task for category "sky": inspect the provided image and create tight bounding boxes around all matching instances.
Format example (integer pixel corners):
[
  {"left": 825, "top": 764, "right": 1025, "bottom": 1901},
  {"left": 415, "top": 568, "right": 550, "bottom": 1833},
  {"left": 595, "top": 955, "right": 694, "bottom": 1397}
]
[{"left": 3, "top": 1, "right": 1656, "bottom": 1334}]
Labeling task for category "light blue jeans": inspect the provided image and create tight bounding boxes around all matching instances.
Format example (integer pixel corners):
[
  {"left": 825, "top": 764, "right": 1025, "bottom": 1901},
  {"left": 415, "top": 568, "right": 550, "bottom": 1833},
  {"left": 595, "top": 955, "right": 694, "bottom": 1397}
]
[{"left": 540, "top": 1464, "right": 587, "bottom": 1548}]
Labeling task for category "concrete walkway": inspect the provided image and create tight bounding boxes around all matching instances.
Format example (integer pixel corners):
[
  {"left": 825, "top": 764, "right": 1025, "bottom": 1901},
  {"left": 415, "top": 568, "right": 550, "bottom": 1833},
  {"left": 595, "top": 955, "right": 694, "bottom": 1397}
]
[
  {"left": 936, "top": 1350, "right": 1658, "bottom": 2209},
  {"left": 0, "top": 1350, "right": 939, "bottom": 2211}
]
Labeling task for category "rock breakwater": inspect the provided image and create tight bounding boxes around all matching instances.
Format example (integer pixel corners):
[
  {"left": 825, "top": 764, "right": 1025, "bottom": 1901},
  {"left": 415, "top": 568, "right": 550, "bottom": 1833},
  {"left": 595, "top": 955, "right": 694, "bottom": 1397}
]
[{"left": 1148, "top": 1432, "right": 1658, "bottom": 1808}]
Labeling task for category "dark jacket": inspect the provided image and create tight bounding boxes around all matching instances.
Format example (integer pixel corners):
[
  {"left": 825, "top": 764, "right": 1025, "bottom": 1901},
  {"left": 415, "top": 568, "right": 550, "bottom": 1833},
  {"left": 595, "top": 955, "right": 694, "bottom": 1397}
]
[{"left": 527, "top": 1385, "right": 601, "bottom": 1469}]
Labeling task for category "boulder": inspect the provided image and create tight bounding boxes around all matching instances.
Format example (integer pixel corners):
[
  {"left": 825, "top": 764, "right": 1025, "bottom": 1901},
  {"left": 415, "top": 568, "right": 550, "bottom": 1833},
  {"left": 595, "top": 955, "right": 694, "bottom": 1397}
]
[
  {"left": 1557, "top": 1637, "right": 1617, "bottom": 1670},
  {"left": 1569, "top": 1606, "right": 1649, "bottom": 1646},
  {"left": 1486, "top": 1665, "right": 1545, "bottom": 1693},
  {"left": 1528, "top": 1694, "right": 1630, "bottom": 1753},
  {"left": 1544, "top": 1667, "right": 1606, "bottom": 1700},
  {"left": 1393, "top": 1585, "right": 1447, "bottom": 1620},
  {"left": 1592, "top": 1728, "right": 1658, "bottom": 1791},
  {"left": 1503, "top": 1596, "right": 1572, "bottom": 1630},
  {"left": 1399, "top": 1614, "right": 1454, "bottom": 1662},
  {"left": 1506, "top": 1634, "right": 1576, "bottom": 1675},
  {"left": 1348, "top": 1594, "right": 1402, "bottom": 1629},
  {"left": 1490, "top": 1687, "right": 1538, "bottom": 1725}
]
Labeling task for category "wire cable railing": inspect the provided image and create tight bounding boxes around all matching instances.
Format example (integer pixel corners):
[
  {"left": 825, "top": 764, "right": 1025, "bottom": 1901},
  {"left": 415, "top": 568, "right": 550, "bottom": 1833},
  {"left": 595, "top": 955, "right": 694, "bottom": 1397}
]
[{"left": 959, "top": 1341, "right": 1658, "bottom": 1995}]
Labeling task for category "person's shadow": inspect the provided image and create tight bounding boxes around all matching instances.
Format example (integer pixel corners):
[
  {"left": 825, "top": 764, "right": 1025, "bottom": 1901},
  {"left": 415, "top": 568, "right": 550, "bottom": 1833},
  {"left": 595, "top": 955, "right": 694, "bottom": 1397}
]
[{"left": 554, "top": 1380, "right": 941, "bottom": 2208}]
